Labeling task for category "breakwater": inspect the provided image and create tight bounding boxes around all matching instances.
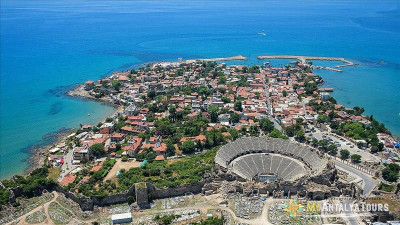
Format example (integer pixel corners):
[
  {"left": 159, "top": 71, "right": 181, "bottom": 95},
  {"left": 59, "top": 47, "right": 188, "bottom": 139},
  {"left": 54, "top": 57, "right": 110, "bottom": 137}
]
[
  {"left": 184, "top": 55, "right": 248, "bottom": 63},
  {"left": 257, "top": 55, "right": 356, "bottom": 72}
]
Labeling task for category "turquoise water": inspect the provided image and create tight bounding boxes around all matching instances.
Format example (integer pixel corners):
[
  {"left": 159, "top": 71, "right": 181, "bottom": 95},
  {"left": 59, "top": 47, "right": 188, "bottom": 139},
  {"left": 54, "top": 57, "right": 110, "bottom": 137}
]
[{"left": 1, "top": 0, "right": 399, "bottom": 179}]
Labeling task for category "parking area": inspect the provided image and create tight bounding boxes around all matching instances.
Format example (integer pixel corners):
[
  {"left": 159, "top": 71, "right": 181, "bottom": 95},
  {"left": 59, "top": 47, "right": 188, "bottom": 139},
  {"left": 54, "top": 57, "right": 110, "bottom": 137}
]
[{"left": 311, "top": 132, "right": 379, "bottom": 162}]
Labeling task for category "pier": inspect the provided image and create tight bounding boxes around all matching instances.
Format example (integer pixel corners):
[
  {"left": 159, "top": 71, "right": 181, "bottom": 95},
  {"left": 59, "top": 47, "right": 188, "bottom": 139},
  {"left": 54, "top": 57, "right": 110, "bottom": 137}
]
[
  {"left": 184, "top": 55, "right": 248, "bottom": 63},
  {"left": 257, "top": 55, "right": 356, "bottom": 72}
]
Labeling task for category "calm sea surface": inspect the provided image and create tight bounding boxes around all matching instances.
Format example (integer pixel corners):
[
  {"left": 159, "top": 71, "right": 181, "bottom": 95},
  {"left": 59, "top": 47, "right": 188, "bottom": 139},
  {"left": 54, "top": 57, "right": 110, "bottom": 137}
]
[{"left": 1, "top": 0, "right": 399, "bottom": 179}]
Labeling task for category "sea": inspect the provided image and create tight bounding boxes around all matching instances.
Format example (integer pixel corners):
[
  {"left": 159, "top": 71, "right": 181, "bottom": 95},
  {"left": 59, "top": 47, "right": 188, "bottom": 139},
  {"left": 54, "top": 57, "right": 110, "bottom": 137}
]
[{"left": 1, "top": 0, "right": 399, "bottom": 179}]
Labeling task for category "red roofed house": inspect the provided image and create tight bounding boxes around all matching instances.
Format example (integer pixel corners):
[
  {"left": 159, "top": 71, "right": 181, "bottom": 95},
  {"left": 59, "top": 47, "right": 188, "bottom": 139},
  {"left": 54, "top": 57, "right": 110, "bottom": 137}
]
[
  {"left": 154, "top": 143, "right": 167, "bottom": 157},
  {"left": 121, "top": 126, "right": 134, "bottom": 134},
  {"left": 85, "top": 80, "right": 94, "bottom": 90},
  {"left": 155, "top": 155, "right": 165, "bottom": 161},
  {"left": 60, "top": 174, "right": 76, "bottom": 187},
  {"left": 111, "top": 133, "right": 126, "bottom": 143}
]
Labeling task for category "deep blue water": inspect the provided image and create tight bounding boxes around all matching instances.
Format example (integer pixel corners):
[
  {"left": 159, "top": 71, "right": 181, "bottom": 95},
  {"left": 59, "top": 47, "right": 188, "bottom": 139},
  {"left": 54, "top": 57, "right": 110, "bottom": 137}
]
[{"left": 1, "top": 0, "right": 399, "bottom": 179}]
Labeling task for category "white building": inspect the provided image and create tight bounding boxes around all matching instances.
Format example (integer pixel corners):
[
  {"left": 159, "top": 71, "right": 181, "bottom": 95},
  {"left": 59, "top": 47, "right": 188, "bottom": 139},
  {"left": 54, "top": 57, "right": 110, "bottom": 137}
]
[{"left": 111, "top": 213, "right": 132, "bottom": 224}]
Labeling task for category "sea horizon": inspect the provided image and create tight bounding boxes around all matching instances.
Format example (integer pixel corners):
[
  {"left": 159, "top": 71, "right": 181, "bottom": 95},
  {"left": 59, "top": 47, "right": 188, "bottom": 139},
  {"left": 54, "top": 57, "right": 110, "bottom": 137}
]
[{"left": 1, "top": 0, "right": 399, "bottom": 179}]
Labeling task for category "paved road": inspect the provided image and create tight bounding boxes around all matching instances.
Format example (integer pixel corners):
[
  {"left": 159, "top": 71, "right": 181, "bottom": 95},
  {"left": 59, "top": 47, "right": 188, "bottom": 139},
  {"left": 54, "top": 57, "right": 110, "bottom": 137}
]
[
  {"left": 334, "top": 160, "right": 378, "bottom": 196},
  {"left": 58, "top": 149, "right": 78, "bottom": 182},
  {"left": 260, "top": 69, "right": 282, "bottom": 132},
  {"left": 334, "top": 160, "right": 379, "bottom": 225}
]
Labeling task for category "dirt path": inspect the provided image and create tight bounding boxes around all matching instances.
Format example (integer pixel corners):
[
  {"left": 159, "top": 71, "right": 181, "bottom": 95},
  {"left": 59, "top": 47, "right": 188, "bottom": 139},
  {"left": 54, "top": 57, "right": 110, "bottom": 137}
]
[
  {"left": 9, "top": 192, "right": 59, "bottom": 225},
  {"left": 134, "top": 198, "right": 276, "bottom": 225}
]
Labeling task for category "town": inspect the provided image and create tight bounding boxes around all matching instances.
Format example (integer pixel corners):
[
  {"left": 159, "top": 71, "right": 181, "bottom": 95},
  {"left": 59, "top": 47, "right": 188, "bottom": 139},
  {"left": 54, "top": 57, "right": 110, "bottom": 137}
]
[{"left": 1, "top": 58, "right": 399, "bottom": 225}]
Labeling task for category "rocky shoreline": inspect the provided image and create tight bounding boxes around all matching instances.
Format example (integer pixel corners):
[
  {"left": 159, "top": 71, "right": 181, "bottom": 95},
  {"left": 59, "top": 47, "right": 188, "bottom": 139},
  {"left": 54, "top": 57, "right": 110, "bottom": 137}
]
[
  {"left": 23, "top": 85, "right": 122, "bottom": 177},
  {"left": 66, "top": 84, "right": 116, "bottom": 106},
  {"left": 24, "top": 129, "right": 74, "bottom": 176}
]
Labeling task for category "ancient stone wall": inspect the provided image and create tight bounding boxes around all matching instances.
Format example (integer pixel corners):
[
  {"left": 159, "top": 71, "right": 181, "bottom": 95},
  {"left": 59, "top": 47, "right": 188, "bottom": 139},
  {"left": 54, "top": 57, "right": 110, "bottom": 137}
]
[{"left": 147, "top": 181, "right": 205, "bottom": 199}]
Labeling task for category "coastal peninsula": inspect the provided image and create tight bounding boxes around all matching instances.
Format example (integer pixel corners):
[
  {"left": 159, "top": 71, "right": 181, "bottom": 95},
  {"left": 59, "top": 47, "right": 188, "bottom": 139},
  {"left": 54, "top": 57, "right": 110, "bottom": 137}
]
[{"left": 1, "top": 57, "right": 399, "bottom": 225}]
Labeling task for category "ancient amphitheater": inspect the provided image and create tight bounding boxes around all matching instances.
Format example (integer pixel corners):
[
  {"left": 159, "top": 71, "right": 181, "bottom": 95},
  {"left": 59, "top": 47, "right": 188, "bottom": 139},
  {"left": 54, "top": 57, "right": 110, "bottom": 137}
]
[{"left": 215, "top": 136, "right": 328, "bottom": 182}]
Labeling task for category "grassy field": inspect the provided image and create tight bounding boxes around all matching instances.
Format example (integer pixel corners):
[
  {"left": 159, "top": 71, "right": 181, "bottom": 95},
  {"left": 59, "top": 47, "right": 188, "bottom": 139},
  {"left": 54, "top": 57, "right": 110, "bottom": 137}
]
[{"left": 48, "top": 167, "right": 61, "bottom": 181}]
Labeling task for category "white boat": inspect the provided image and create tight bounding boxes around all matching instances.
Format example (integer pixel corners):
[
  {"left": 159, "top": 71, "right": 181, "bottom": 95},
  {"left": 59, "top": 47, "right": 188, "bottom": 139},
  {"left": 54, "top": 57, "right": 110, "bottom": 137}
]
[{"left": 258, "top": 30, "right": 266, "bottom": 36}]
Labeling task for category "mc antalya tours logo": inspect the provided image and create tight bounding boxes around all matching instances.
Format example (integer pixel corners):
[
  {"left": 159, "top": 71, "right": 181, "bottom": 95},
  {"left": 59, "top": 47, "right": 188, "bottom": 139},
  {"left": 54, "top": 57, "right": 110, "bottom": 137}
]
[
  {"left": 283, "top": 198, "right": 304, "bottom": 218},
  {"left": 283, "top": 198, "right": 389, "bottom": 219}
]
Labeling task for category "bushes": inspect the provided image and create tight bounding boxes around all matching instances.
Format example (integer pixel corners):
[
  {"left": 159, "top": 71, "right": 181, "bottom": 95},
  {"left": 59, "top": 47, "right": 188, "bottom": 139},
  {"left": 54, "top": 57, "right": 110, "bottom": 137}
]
[
  {"left": 382, "top": 163, "right": 400, "bottom": 182},
  {"left": 340, "top": 150, "right": 350, "bottom": 160},
  {"left": 351, "top": 154, "right": 362, "bottom": 163},
  {"left": 379, "top": 183, "right": 395, "bottom": 192},
  {"left": 3, "top": 167, "right": 55, "bottom": 198},
  {"left": 181, "top": 140, "right": 195, "bottom": 154},
  {"left": 188, "top": 217, "right": 224, "bottom": 225},
  {"left": 90, "top": 143, "right": 105, "bottom": 157},
  {"left": 0, "top": 188, "right": 10, "bottom": 206},
  {"left": 117, "top": 148, "right": 217, "bottom": 190},
  {"left": 78, "top": 158, "right": 116, "bottom": 197},
  {"left": 268, "top": 129, "right": 288, "bottom": 139}
]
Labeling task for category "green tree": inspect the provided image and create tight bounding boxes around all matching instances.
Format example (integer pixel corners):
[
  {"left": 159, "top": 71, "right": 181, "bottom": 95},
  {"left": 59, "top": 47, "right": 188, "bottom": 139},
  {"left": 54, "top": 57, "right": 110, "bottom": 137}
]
[
  {"left": 318, "top": 139, "right": 329, "bottom": 151},
  {"left": 208, "top": 105, "right": 219, "bottom": 123},
  {"left": 165, "top": 139, "right": 176, "bottom": 156},
  {"left": 181, "top": 140, "right": 196, "bottom": 154},
  {"left": 382, "top": 163, "right": 400, "bottom": 182},
  {"left": 111, "top": 80, "right": 122, "bottom": 91},
  {"left": 221, "top": 96, "right": 231, "bottom": 103},
  {"left": 229, "top": 129, "right": 240, "bottom": 140},
  {"left": 231, "top": 113, "right": 240, "bottom": 123},
  {"left": 268, "top": 129, "right": 288, "bottom": 139},
  {"left": 295, "top": 130, "right": 306, "bottom": 142},
  {"left": 259, "top": 118, "right": 274, "bottom": 133},
  {"left": 351, "top": 154, "right": 362, "bottom": 163},
  {"left": 234, "top": 100, "right": 243, "bottom": 111},
  {"left": 340, "top": 150, "right": 350, "bottom": 159},
  {"left": 327, "top": 144, "right": 338, "bottom": 156},
  {"left": 317, "top": 114, "right": 329, "bottom": 123},
  {"left": 0, "top": 188, "right": 10, "bottom": 206},
  {"left": 90, "top": 143, "right": 105, "bottom": 157},
  {"left": 147, "top": 90, "right": 156, "bottom": 99}
]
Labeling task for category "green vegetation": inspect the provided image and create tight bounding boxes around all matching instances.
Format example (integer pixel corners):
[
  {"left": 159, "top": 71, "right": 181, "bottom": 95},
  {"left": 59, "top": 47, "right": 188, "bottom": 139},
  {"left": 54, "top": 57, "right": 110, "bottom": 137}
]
[
  {"left": 153, "top": 214, "right": 180, "bottom": 225},
  {"left": 284, "top": 118, "right": 306, "bottom": 142},
  {"left": 234, "top": 100, "right": 243, "bottom": 111},
  {"left": 181, "top": 140, "right": 196, "bottom": 154},
  {"left": 382, "top": 163, "right": 400, "bottom": 182},
  {"left": 327, "top": 144, "right": 338, "bottom": 156},
  {"left": 2, "top": 167, "right": 56, "bottom": 198},
  {"left": 268, "top": 128, "right": 289, "bottom": 139},
  {"left": 351, "top": 154, "right": 362, "bottom": 163},
  {"left": 48, "top": 167, "right": 62, "bottom": 181},
  {"left": 0, "top": 187, "right": 10, "bottom": 207},
  {"left": 76, "top": 158, "right": 116, "bottom": 198},
  {"left": 188, "top": 217, "right": 224, "bottom": 225},
  {"left": 340, "top": 149, "right": 350, "bottom": 160},
  {"left": 90, "top": 143, "right": 105, "bottom": 157},
  {"left": 259, "top": 118, "right": 274, "bottom": 133},
  {"left": 379, "top": 183, "right": 395, "bottom": 192},
  {"left": 117, "top": 148, "right": 217, "bottom": 189},
  {"left": 136, "top": 148, "right": 157, "bottom": 162}
]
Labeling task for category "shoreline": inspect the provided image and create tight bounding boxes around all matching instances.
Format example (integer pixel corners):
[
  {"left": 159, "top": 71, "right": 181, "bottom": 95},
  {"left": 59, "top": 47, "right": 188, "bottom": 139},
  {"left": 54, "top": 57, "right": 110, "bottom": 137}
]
[
  {"left": 24, "top": 129, "right": 74, "bottom": 176},
  {"left": 21, "top": 85, "right": 123, "bottom": 178},
  {"left": 6, "top": 55, "right": 398, "bottom": 179}
]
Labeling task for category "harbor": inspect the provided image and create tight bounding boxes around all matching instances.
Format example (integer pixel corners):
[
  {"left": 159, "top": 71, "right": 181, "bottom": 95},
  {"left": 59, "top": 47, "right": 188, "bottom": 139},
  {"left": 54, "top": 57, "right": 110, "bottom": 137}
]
[{"left": 257, "top": 55, "right": 356, "bottom": 72}]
